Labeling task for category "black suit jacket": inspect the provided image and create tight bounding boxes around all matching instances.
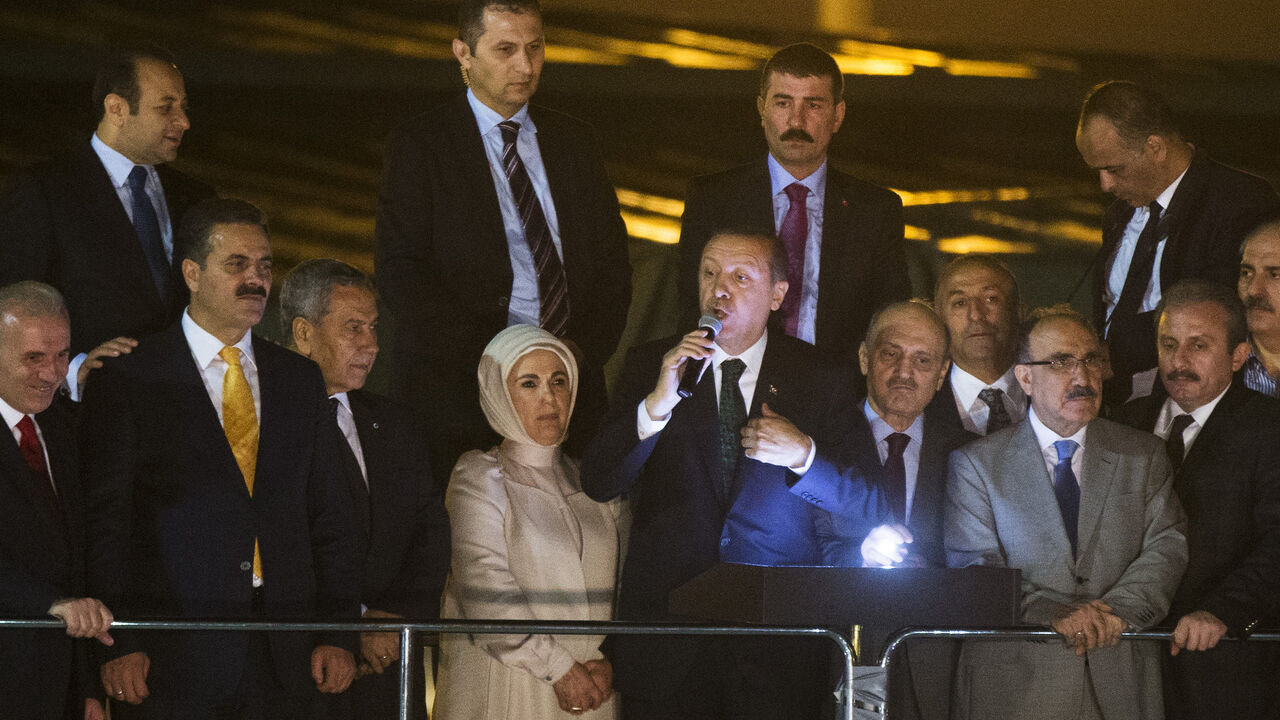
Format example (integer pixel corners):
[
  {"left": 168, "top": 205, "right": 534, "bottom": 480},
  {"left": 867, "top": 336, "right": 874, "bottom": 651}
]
[
  {"left": 792, "top": 403, "right": 976, "bottom": 568},
  {"left": 343, "top": 389, "right": 450, "bottom": 619},
  {"left": 0, "top": 403, "right": 93, "bottom": 718},
  {"left": 580, "top": 331, "right": 865, "bottom": 696},
  {"left": 80, "top": 323, "right": 361, "bottom": 703},
  {"left": 1095, "top": 152, "right": 1280, "bottom": 385},
  {"left": 375, "top": 93, "right": 631, "bottom": 484},
  {"left": 0, "top": 142, "right": 215, "bottom": 356},
  {"left": 676, "top": 159, "right": 911, "bottom": 369},
  {"left": 1117, "top": 382, "right": 1280, "bottom": 633}
]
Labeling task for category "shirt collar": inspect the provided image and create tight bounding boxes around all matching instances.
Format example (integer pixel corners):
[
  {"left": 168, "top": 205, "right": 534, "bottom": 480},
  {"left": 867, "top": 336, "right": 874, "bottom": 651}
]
[
  {"left": 466, "top": 88, "right": 535, "bottom": 137},
  {"left": 181, "top": 309, "right": 256, "bottom": 371},
  {"left": 91, "top": 132, "right": 145, "bottom": 189},
  {"left": 767, "top": 153, "right": 827, "bottom": 202},
  {"left": 949, "top": 363, "right": 1021, "bottom": 411},
  {"left": 329, "top": 391, "right": 351, "bottom": 413},
  {"left": 1158, "top": 382, "right": 1230, "bottom": 431},
  {"left": 1154, "top": 164, "right": 1189, "bottom": 214},
  {"left": 0, "top": 395, "right": 29, "bottom": 434},
  {"left": 1028, "top": 406, "right": 1088, "bottom": 451},
  {"left": 711, "top": 329, "right": 768, "bottom": 377},
  {"left": 863, "top": 399, "right": 924, "bottom": 446}
]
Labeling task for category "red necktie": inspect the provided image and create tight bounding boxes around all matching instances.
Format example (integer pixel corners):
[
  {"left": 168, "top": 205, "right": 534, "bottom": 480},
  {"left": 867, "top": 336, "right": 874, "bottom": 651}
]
[
  {"left": 16, "top": 415, "right": 61, "bottom": 516},
  {"left": 778, "top": 183, "right": 809, "bottom": 337}
]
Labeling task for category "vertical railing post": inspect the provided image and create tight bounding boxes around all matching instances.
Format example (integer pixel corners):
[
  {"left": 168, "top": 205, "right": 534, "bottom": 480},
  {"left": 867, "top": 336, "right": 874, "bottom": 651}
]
[{"left": 399, "top": 626, "right": 414, "bottom": 720}]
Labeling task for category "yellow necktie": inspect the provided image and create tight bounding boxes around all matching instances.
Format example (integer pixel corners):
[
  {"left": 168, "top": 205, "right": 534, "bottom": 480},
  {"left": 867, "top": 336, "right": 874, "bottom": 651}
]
[{"left": 219, "top": 346, "right": 261, "bottom": 580}]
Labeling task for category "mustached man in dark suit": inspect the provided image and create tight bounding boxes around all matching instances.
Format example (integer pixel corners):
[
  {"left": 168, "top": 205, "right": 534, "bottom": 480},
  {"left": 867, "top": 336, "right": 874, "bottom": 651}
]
[
  {"left": 583, "top": 230, "right": 880, "bottom": 720},
  {"left": 375, "top": 0, "right": 631, "bottom": 489},
  {"left": 677, "top": 42, "right": 910, "bottom": 378},
  {"left": 1116, "top": 280, "right": 1280, "bottom": 720},
  {"left": 0, "top": 281, "right": 114, "bottom": 720},
  {"left": 0, "top": 46, "right": 215, "bottom": 402},
  {"left": 1075, "top": 81, "right": 1280, "bottom": 405},
  {"left": 281, "top": 259, "right": 451, "bottom": 720},
  {"left": 81, "top": 199, "right": 361, "bottom": 719}
]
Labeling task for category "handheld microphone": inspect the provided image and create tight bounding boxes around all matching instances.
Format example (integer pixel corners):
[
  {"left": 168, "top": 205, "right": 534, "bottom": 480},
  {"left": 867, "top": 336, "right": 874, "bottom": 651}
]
[{"left": 677, "top": 315, "right": 723, "bottom": 399}]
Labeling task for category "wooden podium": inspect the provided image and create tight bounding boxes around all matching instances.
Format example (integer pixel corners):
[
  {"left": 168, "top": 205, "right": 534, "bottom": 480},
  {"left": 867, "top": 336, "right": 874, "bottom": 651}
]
[{"left": 669, "top": 563, "right": 1021, "bottom": 659}]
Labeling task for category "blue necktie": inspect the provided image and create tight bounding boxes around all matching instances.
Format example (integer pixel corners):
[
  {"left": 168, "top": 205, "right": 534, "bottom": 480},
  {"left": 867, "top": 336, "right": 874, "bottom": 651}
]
[
  {"left": 1053, "top": 439, "right": 1080, "bottom": 557},
  {"left": 127, "top": 165, "right": 170, "bottom": 299}
]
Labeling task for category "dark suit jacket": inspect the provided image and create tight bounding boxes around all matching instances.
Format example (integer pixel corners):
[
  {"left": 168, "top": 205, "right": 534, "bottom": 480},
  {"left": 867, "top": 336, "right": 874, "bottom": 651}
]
[
  {"left": 80, "top": 322, "right": 361, "bottom": 704},
  {"left": 676, "top": 159, "right": 911, "bottom": 369},
  {"left": 580, "top": 331, "right": 865, "bottom": 696},
  {"left": 0, "top": 403, "right": 93, "bottom": 718},
  {"left": 792, "top": 403, "right": 976, "bottom": 567},
  {"left": 1117, "top": 382, "right": 1280, "bottom": 633},
  {"left": 1094, "top": 152, "right": 1280, "bottom": 384},
  {"left": 344, "top": 389, "right": 450, "bottom": 619},
  {"left": 0, "top": 142, "right": 214, "bottom": 356},
  {"left": 375, "top": 93, "right": 631, "bottom": 485}
]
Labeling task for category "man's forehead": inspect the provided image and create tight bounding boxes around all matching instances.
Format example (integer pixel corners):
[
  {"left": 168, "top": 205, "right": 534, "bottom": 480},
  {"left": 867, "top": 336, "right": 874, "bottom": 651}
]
[
  {"left": 703, "top": 235, "right": 768, "bottom": 261},
  {"left": 1244, "top": 231, "right": 1280, "bottom": 260},
  {"left": 1031, "top": 317, "right": 1096, "bottom": 349},
  {"left": 479, "top": 7, "right": 543, "bottom": 39},
  {"left": 764, "top": 71, "right": 834, "bottom": 98},
  {"left": 1162, "top": 302, "right": 1228, "bottom": 331}
]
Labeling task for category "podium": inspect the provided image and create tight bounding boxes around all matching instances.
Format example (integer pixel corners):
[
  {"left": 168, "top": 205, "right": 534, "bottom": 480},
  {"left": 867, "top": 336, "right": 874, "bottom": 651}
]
[{"left": 669, "top": 563, "right": 1021, "bottom": 658}]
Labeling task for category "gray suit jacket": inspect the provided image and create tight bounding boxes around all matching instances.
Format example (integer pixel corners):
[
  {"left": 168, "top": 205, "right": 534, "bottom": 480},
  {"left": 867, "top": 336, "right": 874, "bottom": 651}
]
[{"left": 945, "top": 417, "right": 1187, "bottom": 720}]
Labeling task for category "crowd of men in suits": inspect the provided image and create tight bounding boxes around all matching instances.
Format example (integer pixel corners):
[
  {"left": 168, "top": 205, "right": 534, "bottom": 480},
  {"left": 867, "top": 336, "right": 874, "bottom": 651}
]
[{"left": 1, "top": 0, "right": 1279, "bottom": 718}]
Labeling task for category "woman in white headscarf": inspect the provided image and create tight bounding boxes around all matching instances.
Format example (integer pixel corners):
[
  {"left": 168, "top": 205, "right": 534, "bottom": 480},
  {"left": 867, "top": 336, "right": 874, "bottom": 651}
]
[{"left": 434, "top": 325, "right": 628, "bottom": 720}]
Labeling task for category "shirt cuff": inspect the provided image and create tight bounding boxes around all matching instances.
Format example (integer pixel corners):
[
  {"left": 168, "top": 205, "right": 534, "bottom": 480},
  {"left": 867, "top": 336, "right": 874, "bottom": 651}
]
[
  {"left": 636, "top": 400, "right": 669, "bottom": 441},
  {"left": 65, "top": 352, "right": 88, "bottom": 402},
  {"left": 792, "top": 437, "right": 817, "bottom": 475}
]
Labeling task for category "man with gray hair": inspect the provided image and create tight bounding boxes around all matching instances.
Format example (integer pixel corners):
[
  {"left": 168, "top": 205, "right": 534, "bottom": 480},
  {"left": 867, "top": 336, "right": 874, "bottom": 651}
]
[
  {"left": 0, "top": 281, "right": 114, "bottom": 720},
  {"left": 1075, "top": 80, "right": 1279, "bottom": 405},
  {"left": 280, "top": 259, "right": 449, "bottom": 720}
]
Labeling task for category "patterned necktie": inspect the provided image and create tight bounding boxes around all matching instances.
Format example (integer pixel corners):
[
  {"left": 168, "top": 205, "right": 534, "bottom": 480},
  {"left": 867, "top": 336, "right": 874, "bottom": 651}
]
[
  {"left": 1108, "top": 200, "right": 1164, "bottom": 339},
  {"left": 127, "top": 166, "right": 170, "bottom": 300},
  {"left": 883, "top": 432, "right": 911, "bottom": 523},
  {"left": 977, "top": 387, "right": 1014, "bottom": 435},
  {"left": 497, "top": 120, "right": 570, "bottom": 336},
  {"left": 16, "top": 415, "right": 61, "bottom": 519},
  {"left": 220, "top": 346, "right": 261, "bottom": 580},
  {"left": 1052, "top": 439, "right": 1081, "bottom": 558},
  {"left": 718, "top": 359, "right": 748, "bottom": 497},
  {"left": 1166, "top": 413, "right": 1194, "bottom": 472},
  {"left": 777, "top": 183, "right": 809, "bottom": 337}
]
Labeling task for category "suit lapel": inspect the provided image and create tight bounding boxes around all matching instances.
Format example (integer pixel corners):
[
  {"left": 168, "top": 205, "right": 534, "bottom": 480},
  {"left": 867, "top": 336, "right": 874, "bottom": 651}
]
[
  {"left": 346, "top": 393, "right": 377, "bottom": 542},
  {"left": 1076, "top": 420, "right": 1118, "bottom": 563},
  {"left": 1156, "top": 151, "right": 1209, "bottom": 289},
  {"left": 447, "top": 94, "right": 512, "bottom": 290},
  {"left": 1094, "top": 201, "right": 1135, "bottom": 329},
  {"left": 1009, "top": 421, "right": 1075, "bottom": 559}
]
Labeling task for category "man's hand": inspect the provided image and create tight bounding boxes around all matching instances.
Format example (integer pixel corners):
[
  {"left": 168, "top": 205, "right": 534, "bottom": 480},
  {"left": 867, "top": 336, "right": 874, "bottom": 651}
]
[
  {"left": 359, "top": 609, "right": 402, "bottom": 675},
  {"left": 552, "top": 661, "right": 607, "bottom": 715},
  {"left": 101, "top": 651, "right": 149, "bottom": 705},
  {"left": 860, "top": 524, "right": 913, "bottom": 567},
  {"left": 1051, "top": 601, "right": 1123, "bottom": 655},
  {"left": 312, "top": 645, "right": 356, "bottom": 693},
  {"left": 77, "top": 337, "right": 138, "bottom": 391},
  {"left": 1170, "top": 610, "right": 1228, "bottom": 656},
  {"left": 644, "top": 329, "right": 715, "bottom": 421},
  {"left": 583, "top": 658, "right": 614, "bottom": 701},
  {"left": 742, "top": 404, "right": 812, "bottom": 468},
  {"left": 48, "top": 597, "right": 113, "bottom": 645},
  {"left": 84, "top": 698, "right": 104, "bottom": 720}
]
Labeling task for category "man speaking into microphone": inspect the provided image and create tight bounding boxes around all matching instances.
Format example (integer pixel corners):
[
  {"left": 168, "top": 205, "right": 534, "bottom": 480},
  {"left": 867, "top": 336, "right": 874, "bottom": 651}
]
[{"left": 582, "top": 229, "right": 877, "bottom": 720}]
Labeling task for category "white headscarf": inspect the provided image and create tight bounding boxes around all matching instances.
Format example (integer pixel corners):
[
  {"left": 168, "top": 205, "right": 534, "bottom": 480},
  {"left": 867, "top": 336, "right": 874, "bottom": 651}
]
[{"left": 477, "top": 325, "right": 579, "bottom": 448}]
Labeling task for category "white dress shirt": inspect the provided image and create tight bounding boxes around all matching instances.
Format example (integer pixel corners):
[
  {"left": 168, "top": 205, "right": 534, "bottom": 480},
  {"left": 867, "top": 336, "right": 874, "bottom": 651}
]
[
  {"left": 948, "top": 364, "right": 1027, "bottom": 435},
  {"left": 1153, "top": 384, "right": 1229, "bottom": 457},
  {"left": 1028, "top": 408, "right": 1087, "bottom": 486},
  {"left": 863, "top": 400, "right": 925, "bottom": 522},
  {"left": 330, "top": 391, "right": 368, "bottom": 486},
  {"left": 1104, "top": 166, "right": 1188, "bottom": 323},
  {"left": 466, "top": 89, "right": 565, "bottom": 328},
  {"left": 181, "top": 311, "right": 260, "bottom": 424},
  {"left": 767, "top": 154, "right": 827, "bottom": 344},
  {"left": 0, "top": 396, "right": 54, "bottom": 492}
]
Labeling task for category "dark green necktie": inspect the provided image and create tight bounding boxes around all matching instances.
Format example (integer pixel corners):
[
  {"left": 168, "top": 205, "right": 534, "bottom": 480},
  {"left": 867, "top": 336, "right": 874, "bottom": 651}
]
[{"left": 718, "top": 358, "right": 748, "bottom": 496}]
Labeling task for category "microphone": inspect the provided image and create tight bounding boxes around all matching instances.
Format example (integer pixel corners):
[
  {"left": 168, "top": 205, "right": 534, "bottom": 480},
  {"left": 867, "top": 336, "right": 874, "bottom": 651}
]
[{"left": 677, "top": 315, "right": 723, "bottom": 399}]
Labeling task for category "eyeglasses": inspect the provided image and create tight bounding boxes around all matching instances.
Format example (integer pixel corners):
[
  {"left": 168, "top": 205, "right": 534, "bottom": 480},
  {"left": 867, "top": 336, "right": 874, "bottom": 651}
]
[{"left": 1021, "top": 355, "right": 1109, "bottom": 373}]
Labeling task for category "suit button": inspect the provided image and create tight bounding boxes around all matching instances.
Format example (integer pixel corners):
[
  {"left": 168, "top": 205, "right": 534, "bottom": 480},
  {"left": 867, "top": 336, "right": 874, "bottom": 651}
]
[
  {"left": 497, "top": 295, "right": 509, "bottom": 307},
  {"left": 241, "top": 561, "right": 252, "bottom": 572},
  {"left": 1076, "top": 576, "right": 1086, "bottom": 585},
  {"left": 720, "top": 538, "right": 730, "bottom": 547}
]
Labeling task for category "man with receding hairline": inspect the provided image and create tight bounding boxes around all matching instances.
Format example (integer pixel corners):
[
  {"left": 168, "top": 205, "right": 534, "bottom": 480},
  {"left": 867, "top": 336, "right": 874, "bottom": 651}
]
[
  {"left": 376, "top": 0, "right": 630, "bottom": 490},
  {"left": 1075, "top": 80, "right": 1279, "bottom": 404}
]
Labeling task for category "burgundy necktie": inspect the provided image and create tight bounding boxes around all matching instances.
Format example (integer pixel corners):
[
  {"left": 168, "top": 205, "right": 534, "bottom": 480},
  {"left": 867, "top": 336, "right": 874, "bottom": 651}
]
[
  {"left": 498, "top": 120, "right": 571, "bottom": 336},
  {"left": 16, "top": 415, "right": 61, "bottom": 517},
  {"left": 778, "top": 182, "right": 809, "bottom": 337}
]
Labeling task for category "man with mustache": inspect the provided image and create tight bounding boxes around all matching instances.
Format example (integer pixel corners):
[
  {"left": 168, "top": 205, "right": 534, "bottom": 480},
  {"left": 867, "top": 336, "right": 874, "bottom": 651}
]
[
  {"left": 80, "top": 199, "right": 362, "bottom": 719},
  {"left": 926, "top": 255, "right": 1026, "bottom": 436},
  {"left": 0, "top": 46, "right": 215, "bottom": 401},
  {"left": 946, "top": 306, "right": 1186, "bottom": 720},
  {"left": 1237, "top": 219, "right": 1280, "bottom": 397},
  {"left": 583, "top": 230, "right": 873, "bottom": 719},
  {"left": 1075, "top": 81, "right": 1279, "bottom": 406},
  {"left": 376, "top": 0, "right": 630, "bottom": 489},
  {"left": 677, "top": 43, "right": 910, "bottom": 382},
  {"left": 280, "top": 259, "right": 450, "bottom": 720},
  {"left": 1116, "top": 279, "right": 1280, "bottom": 720}
]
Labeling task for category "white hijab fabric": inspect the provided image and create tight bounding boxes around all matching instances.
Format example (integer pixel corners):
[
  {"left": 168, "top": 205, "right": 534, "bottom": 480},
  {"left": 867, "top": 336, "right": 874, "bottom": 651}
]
[{"left": 477, "top": 324, "right": 579, "bottom": 448}]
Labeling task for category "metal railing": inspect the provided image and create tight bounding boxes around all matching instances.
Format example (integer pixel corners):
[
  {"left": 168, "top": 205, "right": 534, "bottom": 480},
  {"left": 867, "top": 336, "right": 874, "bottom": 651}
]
[
  {"left": 0, "top": 618, "right": 857, "bottom": 720},
  {"left": 879, "top": 627, "right": 1280, "bottom": 720}
]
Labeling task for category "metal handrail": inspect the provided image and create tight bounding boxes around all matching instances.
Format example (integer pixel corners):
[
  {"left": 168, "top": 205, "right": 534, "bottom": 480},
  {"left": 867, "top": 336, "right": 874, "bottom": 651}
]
[
  {"left": 1, "top": 618, "right": 856, "bottom": 720},
  {"left": 879, "top": 627, "right": 1280, "bottom": 720}
]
